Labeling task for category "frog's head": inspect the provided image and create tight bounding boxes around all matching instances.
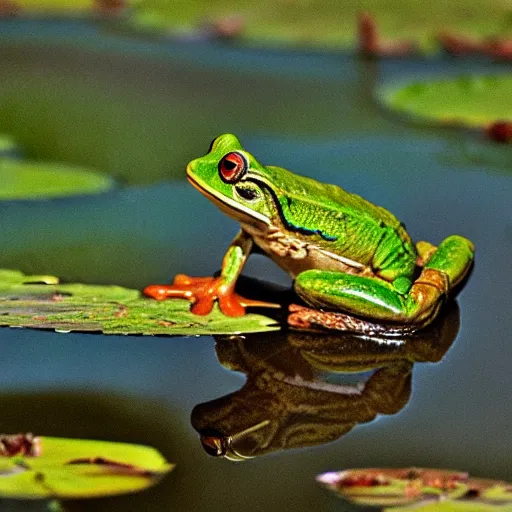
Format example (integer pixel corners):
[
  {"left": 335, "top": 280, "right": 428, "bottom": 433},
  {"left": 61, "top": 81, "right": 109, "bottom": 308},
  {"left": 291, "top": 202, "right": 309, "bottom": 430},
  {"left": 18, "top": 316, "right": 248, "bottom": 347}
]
[{"left": 186, "top": 134, "right": 273, "bottom": 226}]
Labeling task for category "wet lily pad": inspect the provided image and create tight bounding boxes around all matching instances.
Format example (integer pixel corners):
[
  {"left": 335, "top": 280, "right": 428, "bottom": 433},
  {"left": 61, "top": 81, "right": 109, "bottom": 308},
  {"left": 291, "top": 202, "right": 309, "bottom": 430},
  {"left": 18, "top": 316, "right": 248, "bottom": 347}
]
[
  {"left": 317, "top": 467, "right": 512, "bottom": 511},
  {"left": 0, "top": 159, "right": 114, "bottom": 200},
  {"left": 0, "top": 433, "right": 172, "bottom": 499},
  {"left": 0, "top": 269, "right": 279, "bottom": 335},
  {"left": 380, "top": 75, "right": 512, "bottom": 128}
]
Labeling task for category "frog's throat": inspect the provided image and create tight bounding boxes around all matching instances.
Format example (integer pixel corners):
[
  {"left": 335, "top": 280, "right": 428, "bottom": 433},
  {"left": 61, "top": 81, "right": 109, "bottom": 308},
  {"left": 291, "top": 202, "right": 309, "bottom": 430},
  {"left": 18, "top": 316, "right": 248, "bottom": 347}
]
[{"left": 187, "top": 174, "right": 271, "bottom": 226}]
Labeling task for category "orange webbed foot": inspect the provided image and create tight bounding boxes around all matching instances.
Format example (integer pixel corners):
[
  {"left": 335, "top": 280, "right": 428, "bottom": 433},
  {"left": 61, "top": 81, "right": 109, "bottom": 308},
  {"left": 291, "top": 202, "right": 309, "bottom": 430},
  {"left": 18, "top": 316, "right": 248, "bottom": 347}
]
[{"left": 143, "top": 274, "right": 280, "bottom": 316}]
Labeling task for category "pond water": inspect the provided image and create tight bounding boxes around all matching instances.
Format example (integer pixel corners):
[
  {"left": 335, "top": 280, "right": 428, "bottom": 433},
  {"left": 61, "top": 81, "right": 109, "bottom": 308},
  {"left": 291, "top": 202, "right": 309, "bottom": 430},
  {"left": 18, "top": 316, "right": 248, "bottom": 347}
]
[{"left": 0, "top": 18, "right": 511, "bottom": 512}]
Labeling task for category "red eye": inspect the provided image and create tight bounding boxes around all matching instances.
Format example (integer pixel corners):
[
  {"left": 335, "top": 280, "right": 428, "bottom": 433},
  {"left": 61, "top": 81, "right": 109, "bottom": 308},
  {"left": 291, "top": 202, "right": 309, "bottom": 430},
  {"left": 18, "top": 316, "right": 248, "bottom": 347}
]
[{"left": 218, "top": 152, "right": 247, "bottom": 183}]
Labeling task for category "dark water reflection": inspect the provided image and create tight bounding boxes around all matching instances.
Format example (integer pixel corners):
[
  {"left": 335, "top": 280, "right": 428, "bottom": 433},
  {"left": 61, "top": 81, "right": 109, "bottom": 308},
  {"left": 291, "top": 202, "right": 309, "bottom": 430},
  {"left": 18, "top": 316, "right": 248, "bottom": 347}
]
[
  {"left": 193, "top": 303, "right": 459, "bottom": 460},
  {"left": 0, "top": 17, "right": 510, "bottom": 512}
]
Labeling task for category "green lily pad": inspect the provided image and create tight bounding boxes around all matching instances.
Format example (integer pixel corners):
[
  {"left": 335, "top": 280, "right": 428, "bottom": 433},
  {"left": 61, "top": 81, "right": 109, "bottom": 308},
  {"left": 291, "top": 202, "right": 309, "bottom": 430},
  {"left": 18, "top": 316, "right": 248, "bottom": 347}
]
[
  {"left": 129, "top": 0, "right": 512, "bottom": 50},
  {"left": 380, "top": 75, "right": 512, "bottom": 128},
  {"left": 0, "top": 269, "right": 279, "bottom": 336},
  {"left": 0, "top": 434, "right": 172, "bottom": 499},
  {"left": 317, "top": 467, "right": 512, "bottom": 511},
  {"left": 0, "top": 158, "right": 114, "bottom": 200},
  {"left": 17, "top": 0, "right": 92, "bottom": 10}
]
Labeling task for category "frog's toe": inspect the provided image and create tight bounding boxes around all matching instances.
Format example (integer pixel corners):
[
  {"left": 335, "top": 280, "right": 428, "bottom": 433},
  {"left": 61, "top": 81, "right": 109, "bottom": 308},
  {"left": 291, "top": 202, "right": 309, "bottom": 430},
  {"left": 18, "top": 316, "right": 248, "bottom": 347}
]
[
  {"left": 144, "top": 275, "right": 281, "bottom": 316},
  {"left": 143, "top": 277, "right": 216, "bottom": 302},
  {"left": 143, "top": 284, "right": 188, "bottom": 300},
  {"left": 218, "top": 294, "right": 246, "bottom": 317},
  {"left": 190, "top": 295, "right": 217, "bottom": 316}
]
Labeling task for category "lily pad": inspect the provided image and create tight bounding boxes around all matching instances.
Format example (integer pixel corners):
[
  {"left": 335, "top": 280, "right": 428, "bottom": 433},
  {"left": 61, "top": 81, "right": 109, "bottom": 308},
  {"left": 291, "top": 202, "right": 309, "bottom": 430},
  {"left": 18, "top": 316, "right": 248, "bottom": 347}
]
[
  {"left": 17, "top": 0, "right": 92, "bottom": 11},
  {"left": 0, "top": 269, "right": 279, "bottom": 335},
  {"left": 0, "top": 433, "right": 172, "bottom": 499},
  {"left": 129, "top": 0, "right": 512, "bottom": 50},
  {"left": 380, "top": 75, "right": 512, "bottom": 128},
  {"left": 0, "top": 158, "right": 114, "bottom": 200},
  {"left": 317, "top": 467, "right": 512, "bottom": 511}
]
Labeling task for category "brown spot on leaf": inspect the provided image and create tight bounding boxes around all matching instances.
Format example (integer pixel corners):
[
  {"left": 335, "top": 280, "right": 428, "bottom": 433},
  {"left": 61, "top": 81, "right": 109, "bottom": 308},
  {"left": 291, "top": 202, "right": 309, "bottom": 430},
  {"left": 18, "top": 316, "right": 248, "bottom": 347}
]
[
  {"left": 114, "top": 305, "right": 128, "bottom": 318},
  {"left": 338, "top": 475, "right": 388, "bottom": 487},
  {"left": 0, "top": 433, "right": 41, "bottom": 457},
  {"left": 158, "top": 320, "right": 177, "bottom": 327},
  {"left": 66, "top": 456, "right": 154, "bottom": 476}
]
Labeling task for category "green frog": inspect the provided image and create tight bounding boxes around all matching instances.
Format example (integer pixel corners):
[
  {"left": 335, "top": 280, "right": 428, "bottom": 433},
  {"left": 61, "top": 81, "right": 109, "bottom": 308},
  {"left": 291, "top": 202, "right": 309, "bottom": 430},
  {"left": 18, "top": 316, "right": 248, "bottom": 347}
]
[{"left": 144, "top": 134, "right": 474, "bottom": 331}]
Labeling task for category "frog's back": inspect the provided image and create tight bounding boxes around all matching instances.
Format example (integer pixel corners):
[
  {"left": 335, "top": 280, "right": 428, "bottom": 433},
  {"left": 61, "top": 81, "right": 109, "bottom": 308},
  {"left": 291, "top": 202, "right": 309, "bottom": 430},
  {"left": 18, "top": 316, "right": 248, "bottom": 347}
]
[
  {"left": 262, "top": 165, "right": 402, "bottom": 229},
  {"left": 252, "top": 165, "right": 414, "bottom": 269},
  {"left": 264, "top": 166, "right": 399, "bottom": 224}
]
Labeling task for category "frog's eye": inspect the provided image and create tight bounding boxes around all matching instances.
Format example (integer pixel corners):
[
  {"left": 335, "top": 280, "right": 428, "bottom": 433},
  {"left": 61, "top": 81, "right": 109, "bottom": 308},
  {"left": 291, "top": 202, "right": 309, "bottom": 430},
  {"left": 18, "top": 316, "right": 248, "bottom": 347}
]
[{"left": 218, "top": 152, "right": 247, "bottom": 184}]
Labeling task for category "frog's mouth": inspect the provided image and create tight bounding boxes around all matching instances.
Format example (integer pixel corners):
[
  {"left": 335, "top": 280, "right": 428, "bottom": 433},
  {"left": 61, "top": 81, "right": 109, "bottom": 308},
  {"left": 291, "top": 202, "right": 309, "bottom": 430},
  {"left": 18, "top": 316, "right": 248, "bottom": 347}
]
[{"left": 187, "top": 172, "right": 270, "bottom": 227}]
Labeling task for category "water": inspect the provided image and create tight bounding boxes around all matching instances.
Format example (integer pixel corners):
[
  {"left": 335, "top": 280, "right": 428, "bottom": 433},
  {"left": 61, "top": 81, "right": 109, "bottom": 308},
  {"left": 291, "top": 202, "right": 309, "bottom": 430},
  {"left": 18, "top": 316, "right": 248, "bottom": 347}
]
[{"left": 0, "top": 18, "right": 510, "bottom": 512}]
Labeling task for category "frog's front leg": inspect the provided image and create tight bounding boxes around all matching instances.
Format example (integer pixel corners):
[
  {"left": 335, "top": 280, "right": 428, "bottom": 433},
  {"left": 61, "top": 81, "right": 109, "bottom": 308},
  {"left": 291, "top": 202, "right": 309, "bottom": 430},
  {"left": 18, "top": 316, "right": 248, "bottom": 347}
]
[
  {"left": 143, "top": 230, "right": 278, "bottom": 316},
  {"left": 295, "top": 235, "right": 474, "bottom": 326}
]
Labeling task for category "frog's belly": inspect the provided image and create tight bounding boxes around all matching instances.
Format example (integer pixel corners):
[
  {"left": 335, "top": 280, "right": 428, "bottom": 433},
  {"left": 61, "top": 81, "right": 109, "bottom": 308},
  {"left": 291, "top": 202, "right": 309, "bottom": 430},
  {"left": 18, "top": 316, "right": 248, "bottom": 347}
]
[{"left": 246, "top": 226, "right": 374, "bottom": 279}]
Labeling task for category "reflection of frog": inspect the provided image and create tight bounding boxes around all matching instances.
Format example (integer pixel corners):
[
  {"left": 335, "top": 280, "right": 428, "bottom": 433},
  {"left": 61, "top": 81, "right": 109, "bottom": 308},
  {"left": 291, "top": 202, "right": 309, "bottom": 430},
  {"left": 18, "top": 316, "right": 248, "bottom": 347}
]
[
  {"left": 191, "top": 303, "right": 459, "bottom": 460},
  {"left": 145, "top": 134, "right": 474, "bottom": 333}
]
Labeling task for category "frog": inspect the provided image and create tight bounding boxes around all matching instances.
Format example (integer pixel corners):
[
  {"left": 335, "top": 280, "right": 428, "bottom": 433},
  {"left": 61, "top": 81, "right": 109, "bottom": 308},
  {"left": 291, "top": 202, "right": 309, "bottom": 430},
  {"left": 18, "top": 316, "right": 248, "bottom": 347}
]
[{"left": 144, "top": 134, "right": 474, "bottom": 331}]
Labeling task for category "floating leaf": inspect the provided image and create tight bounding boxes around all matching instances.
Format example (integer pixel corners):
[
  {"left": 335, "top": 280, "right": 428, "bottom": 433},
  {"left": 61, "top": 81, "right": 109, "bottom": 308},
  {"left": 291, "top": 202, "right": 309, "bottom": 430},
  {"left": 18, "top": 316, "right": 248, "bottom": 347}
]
[
  {"left": 317, "top": 467, "right": 512, "bottom": 511},
  {"left": 380, "top": 75, "right": 512, "bottom": 128},
  {"left": 16, "top": 0, "right": 93, "bottom": 11},
  {"left": 0, "top": 269, "right": 279, "bottom": 336},
  {"left": 0, "top": 433, "right": 172, "bottom": 499},
  {"left": 0, "top": 158, "right": 114, "bottom": 200},
  {"left": 128, "top": 0, "right": 511, "bottom": 51}
]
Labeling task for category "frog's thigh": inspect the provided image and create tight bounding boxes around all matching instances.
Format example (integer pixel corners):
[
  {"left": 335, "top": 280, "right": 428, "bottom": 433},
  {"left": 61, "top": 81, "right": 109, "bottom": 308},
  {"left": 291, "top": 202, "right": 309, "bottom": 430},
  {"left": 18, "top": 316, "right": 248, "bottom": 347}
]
[{"left": 294, "top": 270, "right": 442, "bottom": 323}]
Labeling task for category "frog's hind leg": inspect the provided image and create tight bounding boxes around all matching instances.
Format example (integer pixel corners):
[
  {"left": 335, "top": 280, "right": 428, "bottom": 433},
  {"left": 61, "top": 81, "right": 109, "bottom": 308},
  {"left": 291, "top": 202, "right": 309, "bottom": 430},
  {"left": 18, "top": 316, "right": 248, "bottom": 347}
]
[
  {"left": 295, "top": 269, "right": 446, "bottom": 325},
  {"left": 294, "top": 235, "right": 474, "bottom": 325},
  {"left": 415, "top": 240, "right": 437, "bottom": 267},
  {"left": 423, "top": 235, "right": 474, "bottom": 288}
]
